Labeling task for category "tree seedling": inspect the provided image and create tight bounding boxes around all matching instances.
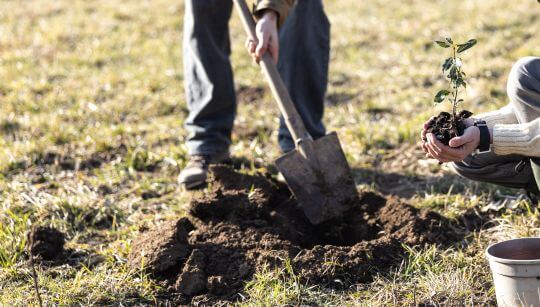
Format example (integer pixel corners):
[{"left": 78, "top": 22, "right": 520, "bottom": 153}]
[{"left": 426, "top": 37, "right": 477, "bottom": 145}]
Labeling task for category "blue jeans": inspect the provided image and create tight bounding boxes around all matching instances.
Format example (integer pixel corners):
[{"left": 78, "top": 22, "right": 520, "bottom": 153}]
[{"left": 183, "top": 0, "right": 330, "bottom": 155}]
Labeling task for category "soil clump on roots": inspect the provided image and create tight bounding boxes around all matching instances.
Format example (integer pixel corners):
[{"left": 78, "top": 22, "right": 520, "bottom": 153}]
[
  {"left": 128, "top": 165, "right": 460, "bottom": 304},
  {"left": 425, "top": 110, "right": 473, "bottom": 145}
]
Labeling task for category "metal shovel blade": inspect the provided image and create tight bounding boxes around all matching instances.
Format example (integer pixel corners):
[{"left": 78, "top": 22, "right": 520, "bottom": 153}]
[{"left": 275, "top": 132, "right": 358, "bottom": 224}]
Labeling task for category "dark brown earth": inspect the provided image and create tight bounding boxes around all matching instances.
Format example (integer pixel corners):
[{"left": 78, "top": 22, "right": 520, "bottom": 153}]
[
  {"left": 27, "top": 226, "right": 106, "bottom": 268},
  {"left": 28, "top": 226, "right": 65, "bottom": 261},
  {"left": 128, "top": 165, "right": 461, "bottom": 304},
  {"left": 425, "top": 110, "right": 473, "bottom": 145}
]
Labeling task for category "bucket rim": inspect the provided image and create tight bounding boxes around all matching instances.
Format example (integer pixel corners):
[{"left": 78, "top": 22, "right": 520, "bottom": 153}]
[{"left": 486, "top": 237, "right": 540, "bottom": 265}]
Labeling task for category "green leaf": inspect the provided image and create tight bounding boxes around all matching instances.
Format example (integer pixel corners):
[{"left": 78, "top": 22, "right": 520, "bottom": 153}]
[
  {"left": 435, "top": 40, "right": 451, "bottom": 48},
  {"left": 448, "top": 66, "right": 459, "bottom": 80},
  {"left": 459, "top": 110, "right": 473, "bottom": 118},
  {"left": 457, "top": 39, "right": 477, "bottom": 53},
  {"left": 434, "top": 90, "right": 450, "bottom": 103},
  {"left": 445, "top": 37, "right": 454, "bottom": 44},
  {"left": 456, "top": 77, "right": 467, "bottom": 88},
  {"left": 442, "top": 57, "right": 453, "bottom": 73}
]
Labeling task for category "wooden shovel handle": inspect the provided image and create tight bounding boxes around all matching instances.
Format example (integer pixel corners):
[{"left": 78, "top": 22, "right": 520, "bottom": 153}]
[{"left": 233, "top": 0, "right": 311, "bottom": 145}]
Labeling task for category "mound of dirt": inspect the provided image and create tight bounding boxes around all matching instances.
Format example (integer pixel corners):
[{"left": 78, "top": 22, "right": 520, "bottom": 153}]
[
  {"left": 28, "top": 226, "right": 65, "bottom": 261},
  {"left": 128, "top": 165, "right": 460, "bottom": 304}
]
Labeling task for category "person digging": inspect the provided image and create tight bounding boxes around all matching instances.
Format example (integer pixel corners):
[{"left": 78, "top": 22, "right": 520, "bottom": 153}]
[
  {"left": 422, "top": 56, "right": 540, "bottom": 198},
  {"left": 179, "top": 0, "right": 331, "bottom": 189}
]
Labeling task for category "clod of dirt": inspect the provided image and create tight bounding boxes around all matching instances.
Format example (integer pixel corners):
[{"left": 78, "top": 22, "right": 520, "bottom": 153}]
[
  {"left": 40, "top": 151, "right": 60, "bottom": 165},
  {"left": 97, "top": 184, "right": 114, "bottom": 195},
  {"left": 28, "top": 226, "right": 65, "bottom": 261},
  {"left": 207, "top": 276, "right": 228, "bottom": 296},
  {"left": 175, "top": 249, "right": 207, "bottom": 296},
  {"left": 128, "top": 218, "right": 194, "bottom": 278},
  {"left": 141, "top": 190, "right": 160, "bottom": 200},
  {"left": 59, "top": 156, "right": 77, "bottom": 170},
  {"left": 129, "top": 165, "right": 461, "bottom": 304},
  {"left": 425, "top": 110, "right": 473, "bottom": 145}
]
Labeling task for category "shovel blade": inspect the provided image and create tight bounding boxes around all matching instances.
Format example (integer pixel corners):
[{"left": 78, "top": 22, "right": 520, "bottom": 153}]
[{"left": 275, "top": 132, "right": 358, "bottom": 224}]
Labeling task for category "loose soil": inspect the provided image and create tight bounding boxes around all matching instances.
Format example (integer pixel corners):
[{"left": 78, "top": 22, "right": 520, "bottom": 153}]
[
  {"left": 128, "top": 165, "right": 461, "bottom": 304},
  {"left": 425, "top": 110, "right": 473, "bottom": 145}
]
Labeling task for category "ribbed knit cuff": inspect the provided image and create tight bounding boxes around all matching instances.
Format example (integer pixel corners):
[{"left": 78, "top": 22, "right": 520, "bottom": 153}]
[{"left": 492, "top": 124, "right": 532, "bottom": 156}]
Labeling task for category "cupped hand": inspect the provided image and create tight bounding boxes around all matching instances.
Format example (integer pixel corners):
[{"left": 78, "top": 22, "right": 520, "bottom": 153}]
[
  {"left": 421, "top": 116, "right": 435, "bottom": 158},
  {"left": 245, "top": 10, "right": 279, "bottom": 64},
  {"left": 424, "top": 126, "right": 480, "bottom": 162}
]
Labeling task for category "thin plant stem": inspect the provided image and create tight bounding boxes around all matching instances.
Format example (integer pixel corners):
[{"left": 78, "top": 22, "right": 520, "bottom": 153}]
[
  {"left": 451, "top": 44, "right": 461, "bottom": 121},
  {"left": 29, "top": 229, "right": 44, "bottom": 307}
]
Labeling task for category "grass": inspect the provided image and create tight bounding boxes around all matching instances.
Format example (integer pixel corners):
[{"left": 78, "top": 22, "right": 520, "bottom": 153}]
[{"left": 1, "top": 0, "right": 540, "bottom": 305}]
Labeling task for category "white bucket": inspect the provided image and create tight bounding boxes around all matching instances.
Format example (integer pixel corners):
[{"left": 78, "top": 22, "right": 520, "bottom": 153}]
[{"left": 486, "top": 238, "right": 540, "bottom": 306}]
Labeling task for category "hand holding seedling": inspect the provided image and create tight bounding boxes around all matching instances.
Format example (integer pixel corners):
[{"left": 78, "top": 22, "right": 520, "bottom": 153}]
[
  {"left": 423, "top": 118, "right": 476, "bottom": 162},
  {"left": 246, "top": 10, "right": 279, "bottom": 64},
  {"left": 423, "top": 120, "right": 494, "bottom": 162},
  {"left": 422, "top": 37, "right": 481, "bottom": 162}
]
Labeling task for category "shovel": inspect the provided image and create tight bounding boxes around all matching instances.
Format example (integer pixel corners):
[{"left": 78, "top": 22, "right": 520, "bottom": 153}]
[{"left": 233, "top": 0, "right": 358, "bottom": 224}]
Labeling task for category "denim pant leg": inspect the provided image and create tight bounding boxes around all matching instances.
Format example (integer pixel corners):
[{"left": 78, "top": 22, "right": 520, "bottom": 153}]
[
  {"left": 277, "top": 0, "right": 330, "bottom": 152},
  {"left": 183, "top": 0, "right": 236, "bottom": 156}
]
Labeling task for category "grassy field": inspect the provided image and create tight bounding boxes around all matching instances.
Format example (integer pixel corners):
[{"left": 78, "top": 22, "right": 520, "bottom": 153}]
[{"left": 1, "top": 0, "right": 540, "bottom": 305}]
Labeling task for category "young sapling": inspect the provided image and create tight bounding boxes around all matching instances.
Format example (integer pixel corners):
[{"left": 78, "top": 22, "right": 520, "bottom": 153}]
[{"left": 426, "top": 37, "right": 477, "bottom": 145}]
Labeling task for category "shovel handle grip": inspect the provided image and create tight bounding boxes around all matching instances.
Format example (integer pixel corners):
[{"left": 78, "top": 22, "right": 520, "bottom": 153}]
[{"left": 233, "top": 0, "right": 311, "bottom": 145}]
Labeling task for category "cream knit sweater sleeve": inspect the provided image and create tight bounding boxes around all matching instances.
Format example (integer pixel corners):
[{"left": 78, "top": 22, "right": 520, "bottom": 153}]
[{"left": 478, "top": 104, "right": 540, "bottom": 157}]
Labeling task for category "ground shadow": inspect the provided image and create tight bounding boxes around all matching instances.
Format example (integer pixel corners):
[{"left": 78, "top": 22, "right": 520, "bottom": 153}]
[{"left": 352, "top": 166, "right": 495, "bottom": 199}]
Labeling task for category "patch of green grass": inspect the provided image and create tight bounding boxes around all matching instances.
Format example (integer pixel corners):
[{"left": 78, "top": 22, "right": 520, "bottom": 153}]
[
  {"left": 351, "top": 243, "right": 495, "bottom": 306},
  {"left": 0, "top": 209, "right": 31, "bottom": 267},
  {"left": 0, "top": 262, "right": 160, "bottom": 306},
  {"left": 242, "top": 259, "right": 345, "bottom": 306}
]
